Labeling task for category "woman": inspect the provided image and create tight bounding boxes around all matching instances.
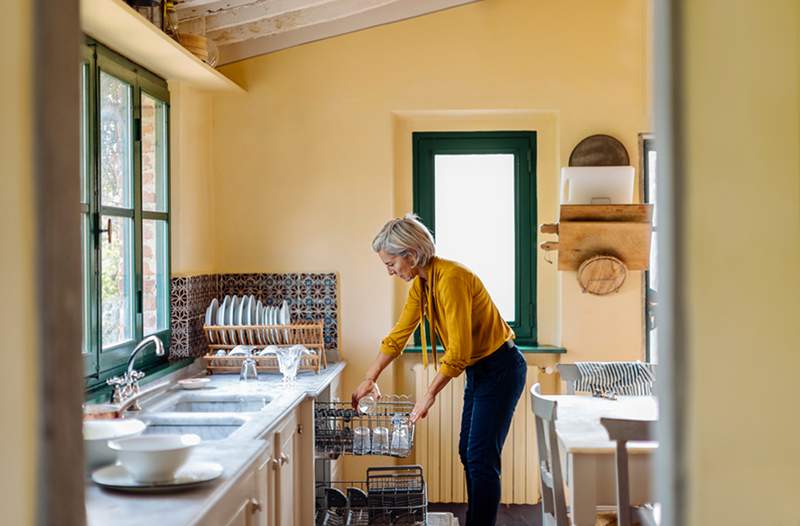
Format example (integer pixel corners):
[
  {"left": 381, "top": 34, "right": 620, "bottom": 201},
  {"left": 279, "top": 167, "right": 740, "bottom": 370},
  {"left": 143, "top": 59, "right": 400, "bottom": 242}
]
[{"left": 351, "top": 214, "right": 527, "bottom": 526}]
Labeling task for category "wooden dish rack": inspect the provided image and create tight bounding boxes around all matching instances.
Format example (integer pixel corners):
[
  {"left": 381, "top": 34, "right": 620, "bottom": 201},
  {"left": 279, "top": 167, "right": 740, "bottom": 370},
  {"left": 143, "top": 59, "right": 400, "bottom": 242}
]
[{"left": 202, "top": 321, "right": 327, "bottom": 374}]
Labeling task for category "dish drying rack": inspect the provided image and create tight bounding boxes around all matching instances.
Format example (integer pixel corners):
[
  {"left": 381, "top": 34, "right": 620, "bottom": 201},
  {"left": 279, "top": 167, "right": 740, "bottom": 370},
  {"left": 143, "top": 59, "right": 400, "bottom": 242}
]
[
  {"left": 316, "top": 466, "right": 427, "bottom": 526},
  {"left": 202, "top": 321, "right": 326, "bottom": 374},
  {"left": 315, "top": 396, "right": 416, "bottom": 459}
]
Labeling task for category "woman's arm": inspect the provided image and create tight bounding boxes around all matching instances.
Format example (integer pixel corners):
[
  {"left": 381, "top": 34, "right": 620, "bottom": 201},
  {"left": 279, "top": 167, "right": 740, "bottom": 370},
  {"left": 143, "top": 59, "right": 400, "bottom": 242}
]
[
  {"left": 351, "top": 351, "right": 394, "bottom": 408},
  {"left": 352, "top": 281, "right": 422, "bottom": 408},
  {"left": 410, "top": 372, "right": 452, "bottom": 423}
]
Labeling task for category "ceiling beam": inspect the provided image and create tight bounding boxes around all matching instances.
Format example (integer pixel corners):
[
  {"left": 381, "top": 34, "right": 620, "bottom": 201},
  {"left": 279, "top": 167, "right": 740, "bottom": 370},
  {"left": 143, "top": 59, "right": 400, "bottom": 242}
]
[
  {"left": 207, "top": 0, "right": 401, "bottom": 46},
  {"left": 217, "top": 0, "right": 480, "bottom": 64},
  {"left": 195, "top": 0, "right": 331, "bottom": 31},
  {"left": 175, "top": 0, "right": 262, "bottom": 21}
]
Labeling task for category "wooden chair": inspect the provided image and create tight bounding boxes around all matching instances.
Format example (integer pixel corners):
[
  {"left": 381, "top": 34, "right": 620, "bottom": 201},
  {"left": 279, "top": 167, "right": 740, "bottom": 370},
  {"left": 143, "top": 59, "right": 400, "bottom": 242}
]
[
  {"left": 531, "top": 383, "right": 569, "bottom": 526},
  {"left": 600, "top": 418, "right": 659, "bottom": 526}
]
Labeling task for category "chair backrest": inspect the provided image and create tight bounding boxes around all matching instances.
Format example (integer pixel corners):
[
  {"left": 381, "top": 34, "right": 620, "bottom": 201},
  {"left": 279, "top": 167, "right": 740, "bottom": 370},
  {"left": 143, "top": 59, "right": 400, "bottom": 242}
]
[
  {"left": 531, "top": 384, "right": 568, "bottom": 526},
  {"left": 600, "top": 418, "right": 655, "bottom": 526},
  {"left": 558, "top": 362, "right": 657, "bottom": 395},
  {"left": 557, "top": 363, "right": 580, "bottom": 394}
]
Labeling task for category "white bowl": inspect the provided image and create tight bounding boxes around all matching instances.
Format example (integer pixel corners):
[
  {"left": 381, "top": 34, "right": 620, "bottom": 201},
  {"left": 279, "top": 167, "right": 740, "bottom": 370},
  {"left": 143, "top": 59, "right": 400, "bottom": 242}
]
[
  {"left": 83, "top": 419, "right": 146, "bottom": 470},
  {"left": 108, "top": 434, "right": 201, "bottom": 483},
  {"left": 177, "top": 378, "right": 211, "bottom": 390}
]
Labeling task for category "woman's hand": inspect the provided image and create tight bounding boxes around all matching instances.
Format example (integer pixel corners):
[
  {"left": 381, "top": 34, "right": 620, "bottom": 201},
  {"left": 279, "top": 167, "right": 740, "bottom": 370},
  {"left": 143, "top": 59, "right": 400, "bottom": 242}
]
[
  {"left": 351, "top": 378, "right": 381, "bottom": 409},
  {"left": 410, "top": 393, "right": 436, "bottom": 423}
]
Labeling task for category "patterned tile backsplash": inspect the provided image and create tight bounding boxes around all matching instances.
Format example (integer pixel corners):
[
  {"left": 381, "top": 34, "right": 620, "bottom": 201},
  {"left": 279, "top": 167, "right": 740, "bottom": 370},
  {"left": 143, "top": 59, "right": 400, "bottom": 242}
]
[{"left": 170, "top": 273, "right": 339, "bottom": 361}]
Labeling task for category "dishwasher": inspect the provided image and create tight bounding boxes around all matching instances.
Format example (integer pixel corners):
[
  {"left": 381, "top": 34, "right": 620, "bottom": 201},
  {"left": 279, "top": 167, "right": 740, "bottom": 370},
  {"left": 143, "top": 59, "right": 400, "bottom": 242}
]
[{"left": 314, "top": 396, "right": 429, "bottom": 525}]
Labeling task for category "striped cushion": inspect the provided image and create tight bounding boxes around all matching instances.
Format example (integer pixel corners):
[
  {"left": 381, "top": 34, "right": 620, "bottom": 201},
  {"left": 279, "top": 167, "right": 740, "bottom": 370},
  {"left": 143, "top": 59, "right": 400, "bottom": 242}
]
[{"left": 574, "top": 361, "right": 655, "bottom": 396}]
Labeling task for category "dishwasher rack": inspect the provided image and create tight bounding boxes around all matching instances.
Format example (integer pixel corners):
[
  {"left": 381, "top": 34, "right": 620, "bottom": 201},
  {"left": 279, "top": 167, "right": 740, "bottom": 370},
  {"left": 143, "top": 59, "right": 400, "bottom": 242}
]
[
  {"left": 315, "top": 465, "right": 427, "bottom": 526},
  {"left": 315, "top": 397, "right": 416, "bottom": 458}
]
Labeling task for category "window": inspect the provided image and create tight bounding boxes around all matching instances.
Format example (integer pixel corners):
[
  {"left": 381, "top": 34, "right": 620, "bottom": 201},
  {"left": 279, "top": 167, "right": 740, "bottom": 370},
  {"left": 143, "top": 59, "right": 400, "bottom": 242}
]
[
  {"left": 642, "top": 135, "right": 658, "bottom": 363},
  {"left": 413, "top": 131, "right": 537, "bottom": 344},
  {"left": 81, "top": 39, "right": 171, "bottom": 390}
]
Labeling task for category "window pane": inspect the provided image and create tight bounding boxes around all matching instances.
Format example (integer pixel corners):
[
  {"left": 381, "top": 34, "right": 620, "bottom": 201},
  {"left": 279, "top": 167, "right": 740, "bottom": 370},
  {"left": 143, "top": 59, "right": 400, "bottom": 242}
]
[
  {"left": 81, "top": 213, "right": 91, "bottom": 355},
  {"left": 143, "top": 219, "right": 169, "bottom": 335},
  {"left": 100, "top": 71, "right": 133, "bottom": 208},
  {"left": 142, "top": 93, "right": 168, "bottom": 212},
  {"left": 101, "top": 215, "right": 134, "bottom": 348},
  {"left": 80, "top": 62, "right": 89, "bottom": 204},
  {"left": 434, "top": 154, "right": 516, "bottom": 321}
]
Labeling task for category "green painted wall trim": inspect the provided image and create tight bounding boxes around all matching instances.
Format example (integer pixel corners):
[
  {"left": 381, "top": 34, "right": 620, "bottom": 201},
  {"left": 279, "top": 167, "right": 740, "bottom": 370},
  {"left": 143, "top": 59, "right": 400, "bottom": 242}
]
[
  {"left": 412, "top": 131, "right": 538, "bottom": 344},
  {"left": 403, "top": 345, "right": 565, "bottom": 355}
]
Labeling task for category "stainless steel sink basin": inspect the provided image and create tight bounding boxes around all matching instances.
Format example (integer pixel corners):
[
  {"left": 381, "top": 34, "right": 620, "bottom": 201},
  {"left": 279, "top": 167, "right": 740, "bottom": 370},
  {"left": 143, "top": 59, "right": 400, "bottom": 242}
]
[
  {"left": 139, "top": 413, "right": 250, "bottom": 441},
  {"left": 143, "top": 424, "right": 242, "bottom": 440},
  {"left": 146, "top": 393, "right": 272, "bottom": 413}
]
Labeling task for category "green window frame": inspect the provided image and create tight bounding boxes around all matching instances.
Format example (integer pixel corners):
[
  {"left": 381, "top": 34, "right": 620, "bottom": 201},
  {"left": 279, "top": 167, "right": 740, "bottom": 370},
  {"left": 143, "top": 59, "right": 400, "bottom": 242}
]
[
  {"left": 81, "top": 38, "right": 172, "bottom": 392},
  {"left": 412, "top": 131, "right": 538, "bottom": 345}
]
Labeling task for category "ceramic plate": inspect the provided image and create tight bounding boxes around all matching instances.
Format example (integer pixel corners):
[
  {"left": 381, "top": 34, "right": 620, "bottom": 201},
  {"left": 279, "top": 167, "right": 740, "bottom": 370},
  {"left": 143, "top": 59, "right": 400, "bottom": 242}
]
[
  {"left": 92, "top": 461, "right": 223, "bottom": 493},
  {"left": 271, "top": 306, "right": 280, "bottom": 344},
  {"left": 177, "top": 378, "right": 211, "bottom": 390},
  {"left": 227, "top": 296, "right": 238, "bottom": 326},
  {"left": 254, "top": 301, "right": 263, "bottom": 345},
  {"left": 279, "top": 300, "right": 290, "bottom": 344},
  {"left": 217, "top": 296, "right": 229, "bottom": 345},
  {"left": 206, "top": 299, "right": 219, "bottom": 343},
  {"left": 227, "top": 296, "right": 239, "bottom": 343},
  {"left": 281, "top": 300, "right": 291, "bottom": 325}
]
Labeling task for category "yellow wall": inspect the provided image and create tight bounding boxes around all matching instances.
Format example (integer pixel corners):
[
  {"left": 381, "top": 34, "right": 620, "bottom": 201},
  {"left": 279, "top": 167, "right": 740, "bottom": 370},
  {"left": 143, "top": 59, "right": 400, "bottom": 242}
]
[
  {"left": 211, "top": 0, "right": 650, "bottom": 479},
  {"left": 0, "top": 1, "right": 37, "bottom": 524},
  {"left": 170, "top": 81, "right": 217, "bottom": 276},
  {"left": 680, "top": 1, "right": 800, "bottom": 524}
]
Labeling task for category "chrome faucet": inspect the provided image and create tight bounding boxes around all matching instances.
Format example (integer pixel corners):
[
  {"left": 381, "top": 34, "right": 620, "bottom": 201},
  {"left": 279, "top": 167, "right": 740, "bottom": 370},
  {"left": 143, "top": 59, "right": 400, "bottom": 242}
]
[{"left": 107, "top": 335, "right": 166, "bottom": 410}]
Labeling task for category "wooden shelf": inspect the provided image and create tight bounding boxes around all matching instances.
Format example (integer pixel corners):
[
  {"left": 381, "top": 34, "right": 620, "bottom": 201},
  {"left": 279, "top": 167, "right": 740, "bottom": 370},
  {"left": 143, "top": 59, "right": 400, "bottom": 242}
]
[
  {"left": 81, "top": 0, "right": 244, "bottom": 93},
  {"left": 540, "top": 204, "right": 654, "bottom": 271}
]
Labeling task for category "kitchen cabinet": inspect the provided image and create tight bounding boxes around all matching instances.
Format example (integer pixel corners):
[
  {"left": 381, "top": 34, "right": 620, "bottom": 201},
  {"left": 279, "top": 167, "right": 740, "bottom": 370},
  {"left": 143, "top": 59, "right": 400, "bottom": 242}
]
[
  {"left": 275, "top": 417, "right": 297, "bottom": 526},
  {"left": 200, "top": 465, "right": 260, "bottom": 526}
]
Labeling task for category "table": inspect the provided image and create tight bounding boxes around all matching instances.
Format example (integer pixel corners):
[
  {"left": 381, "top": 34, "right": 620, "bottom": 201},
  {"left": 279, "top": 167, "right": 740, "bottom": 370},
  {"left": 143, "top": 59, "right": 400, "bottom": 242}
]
[{"left": 543, "top": 393, "right": 658, "bottom": 526}]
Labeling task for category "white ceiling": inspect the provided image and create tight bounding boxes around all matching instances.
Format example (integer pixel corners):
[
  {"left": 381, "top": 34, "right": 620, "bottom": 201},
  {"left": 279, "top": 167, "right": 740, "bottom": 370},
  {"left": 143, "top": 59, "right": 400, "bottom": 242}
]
[{"left": 175, "top": 0, "right": 480, "bottom": 65}]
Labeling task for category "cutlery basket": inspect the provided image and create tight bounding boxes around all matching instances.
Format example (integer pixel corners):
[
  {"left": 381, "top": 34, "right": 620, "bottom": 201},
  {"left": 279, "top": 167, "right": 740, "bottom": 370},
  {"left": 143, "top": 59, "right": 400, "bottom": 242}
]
[
  {"left": 315, "top": 465, "right": 427, "bottom": 526},
  {"left": 315, "top": 397, "right": 416, "bottom": 458},
  {"left": 202, "top": 321, "right": 326, "bottom": 374}
]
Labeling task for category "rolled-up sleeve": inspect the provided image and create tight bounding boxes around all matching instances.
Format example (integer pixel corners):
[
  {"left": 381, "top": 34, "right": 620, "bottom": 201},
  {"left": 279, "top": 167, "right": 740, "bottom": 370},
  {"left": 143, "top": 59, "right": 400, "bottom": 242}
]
[
  {"left": 438, "top": 276, "right": 473, "bottom": 378},
  {"left": 379, "top": 281, "right": 422, "bottom": 359}
]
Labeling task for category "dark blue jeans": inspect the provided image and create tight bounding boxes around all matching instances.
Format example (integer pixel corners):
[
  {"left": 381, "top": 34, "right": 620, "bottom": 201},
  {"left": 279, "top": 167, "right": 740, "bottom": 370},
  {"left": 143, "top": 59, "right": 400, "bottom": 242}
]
[{"left": 459, "top": 342, "right": 527, "bottom": 526}]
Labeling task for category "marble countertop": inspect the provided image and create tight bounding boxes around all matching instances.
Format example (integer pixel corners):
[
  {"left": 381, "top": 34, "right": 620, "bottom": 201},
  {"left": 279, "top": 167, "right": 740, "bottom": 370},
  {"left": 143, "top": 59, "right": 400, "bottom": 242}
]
[
  {"left": 86, "top": 440, "right": 266, "bottom": 526},
  {"left": 85, "top": 361, "right": 346, "bottom": 525}
]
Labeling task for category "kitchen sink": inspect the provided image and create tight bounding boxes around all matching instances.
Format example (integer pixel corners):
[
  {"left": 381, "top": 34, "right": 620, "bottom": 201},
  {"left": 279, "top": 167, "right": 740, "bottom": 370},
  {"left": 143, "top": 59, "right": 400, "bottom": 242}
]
[
  {"left": 146, "top": 393, "right": 273, "bottom": 413},
  {"left": 138, "top": 413, "right": 250, "bottom": 441},
  {"left": 143, "top": 424, "right": 242, "bottom": 440}
]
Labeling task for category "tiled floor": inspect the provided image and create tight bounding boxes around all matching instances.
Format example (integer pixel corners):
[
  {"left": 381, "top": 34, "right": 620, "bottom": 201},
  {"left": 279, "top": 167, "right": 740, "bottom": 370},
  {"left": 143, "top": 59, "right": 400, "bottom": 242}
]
[
  {"left": 428, "top": 504, "right": 620, "bottom": 526},
  {"left": 428, "top": 503, "right": 541, "bottom": 526}
]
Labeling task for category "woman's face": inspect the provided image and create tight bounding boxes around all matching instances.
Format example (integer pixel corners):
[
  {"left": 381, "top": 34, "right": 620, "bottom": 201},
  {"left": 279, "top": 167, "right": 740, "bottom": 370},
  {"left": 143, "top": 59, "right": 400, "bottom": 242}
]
[{"left": 378, "top": 250, "right": 418, "bottom": 282}]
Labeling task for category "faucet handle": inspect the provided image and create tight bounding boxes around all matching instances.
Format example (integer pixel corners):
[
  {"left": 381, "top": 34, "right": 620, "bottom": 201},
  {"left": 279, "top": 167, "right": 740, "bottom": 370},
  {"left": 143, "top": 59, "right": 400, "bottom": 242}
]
[
  {"left": 107, "top": 375, "right": 128, "bottom": 387},
  {"left": 128, "top": 370, "right": 145, "bottom": 383}
]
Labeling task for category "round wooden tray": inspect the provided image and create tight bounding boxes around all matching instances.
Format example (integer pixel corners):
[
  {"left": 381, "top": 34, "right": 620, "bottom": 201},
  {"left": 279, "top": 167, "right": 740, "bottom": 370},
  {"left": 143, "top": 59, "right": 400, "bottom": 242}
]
[{"left": 577, "top": 255, "right": 627, "bottom": 295}]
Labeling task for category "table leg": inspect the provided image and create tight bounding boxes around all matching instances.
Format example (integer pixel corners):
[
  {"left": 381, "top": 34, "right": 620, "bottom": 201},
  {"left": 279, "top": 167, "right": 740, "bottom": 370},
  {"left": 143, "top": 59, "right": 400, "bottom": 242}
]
[{"left": 569, "top": 453, "right": 598, "bottom": 526}]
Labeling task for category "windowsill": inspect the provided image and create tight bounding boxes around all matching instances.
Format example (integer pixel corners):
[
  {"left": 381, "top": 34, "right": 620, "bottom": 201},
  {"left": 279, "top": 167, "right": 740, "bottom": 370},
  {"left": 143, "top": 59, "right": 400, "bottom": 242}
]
[{"left": 403, "top": 344, "right": 566, "bottom": 354}]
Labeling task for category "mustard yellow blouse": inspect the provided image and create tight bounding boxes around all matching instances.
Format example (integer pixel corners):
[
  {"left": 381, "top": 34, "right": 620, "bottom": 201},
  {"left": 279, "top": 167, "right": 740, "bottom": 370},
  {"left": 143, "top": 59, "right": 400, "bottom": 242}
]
[{"left": 379, "top": 257, "right": 515, "bottom": 378}]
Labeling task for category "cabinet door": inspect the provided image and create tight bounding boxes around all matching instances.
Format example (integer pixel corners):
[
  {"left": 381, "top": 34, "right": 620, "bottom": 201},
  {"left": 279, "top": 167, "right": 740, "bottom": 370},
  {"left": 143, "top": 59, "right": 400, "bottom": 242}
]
[
  {"left": 223, "top": 498, "right": 253, "bottom": 526},
  {"left": 276, "top": 428, "right": 296, "bottom": 526},
  {"left": 273, "top": 412, "right": 298, "bottom": 526},
  {"left": 256, "top": 447, "right": 275, "bottom": 526}
]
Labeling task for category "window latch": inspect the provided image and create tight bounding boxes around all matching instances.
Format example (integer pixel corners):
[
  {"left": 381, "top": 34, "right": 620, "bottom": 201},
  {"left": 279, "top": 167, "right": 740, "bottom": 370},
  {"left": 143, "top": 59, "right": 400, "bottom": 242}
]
[{"left": 97, "top": 216, "right": 112, "bottom": 244}]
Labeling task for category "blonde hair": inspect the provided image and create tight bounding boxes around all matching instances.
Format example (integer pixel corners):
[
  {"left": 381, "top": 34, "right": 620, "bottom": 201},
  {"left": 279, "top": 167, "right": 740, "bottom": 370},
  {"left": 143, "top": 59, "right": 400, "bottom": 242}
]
[{"left": 372, "top": 213, "right": 436, "bottom": 268}]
